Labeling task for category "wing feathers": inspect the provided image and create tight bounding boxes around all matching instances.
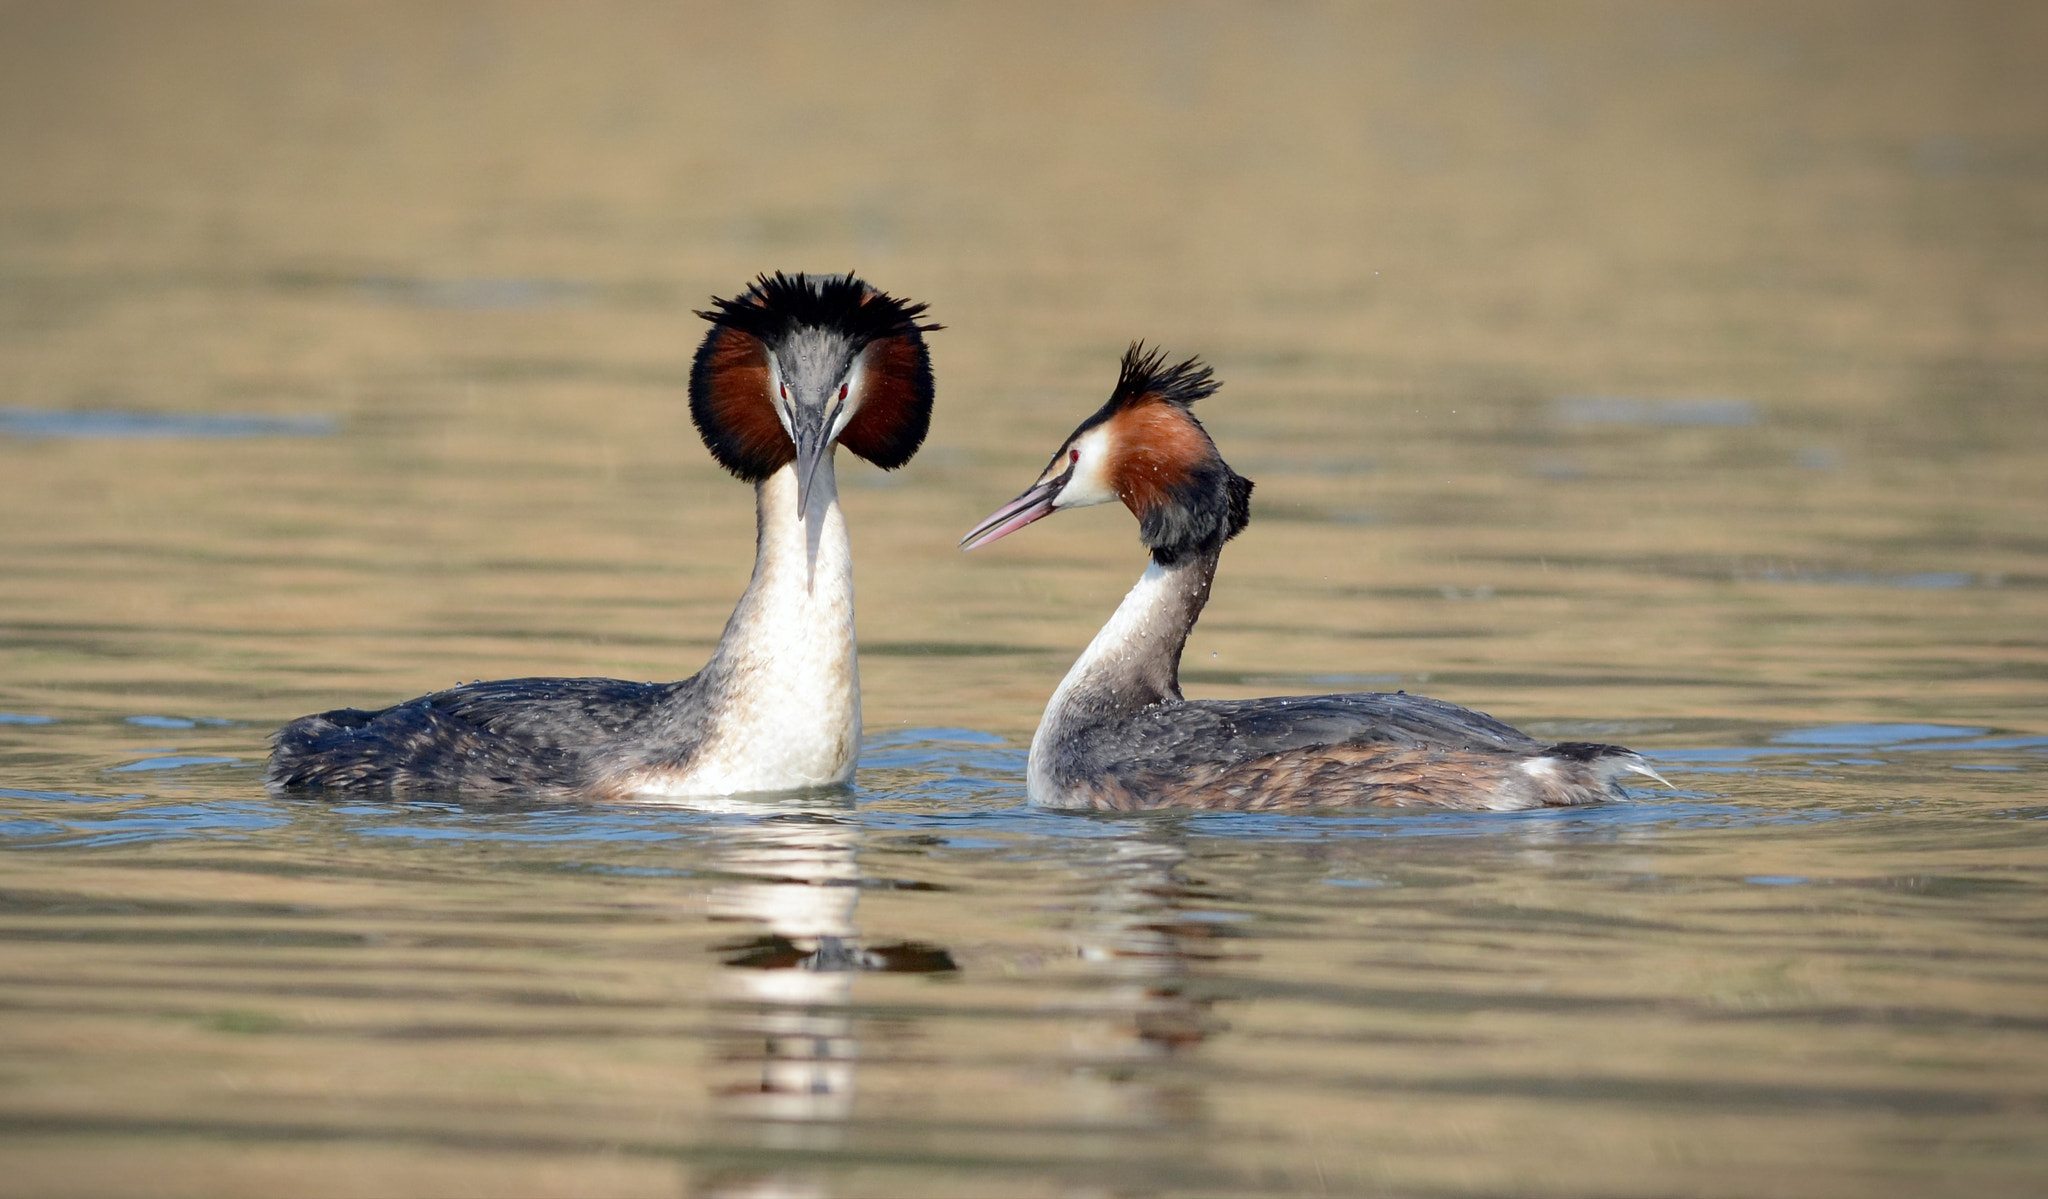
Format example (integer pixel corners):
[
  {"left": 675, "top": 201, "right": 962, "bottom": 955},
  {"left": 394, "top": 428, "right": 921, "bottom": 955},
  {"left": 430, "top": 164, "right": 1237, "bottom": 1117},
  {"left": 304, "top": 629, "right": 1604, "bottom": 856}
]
[{"left": 1053, "top": 692, "right": 1647, "bottom": 811}]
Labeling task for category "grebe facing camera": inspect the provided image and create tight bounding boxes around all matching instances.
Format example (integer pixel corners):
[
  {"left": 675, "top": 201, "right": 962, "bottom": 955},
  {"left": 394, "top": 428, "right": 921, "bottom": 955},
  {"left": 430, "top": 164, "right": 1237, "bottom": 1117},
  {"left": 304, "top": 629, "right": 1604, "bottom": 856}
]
[{"left": 269, "top": 272, "right": 938, "bottom": 799}]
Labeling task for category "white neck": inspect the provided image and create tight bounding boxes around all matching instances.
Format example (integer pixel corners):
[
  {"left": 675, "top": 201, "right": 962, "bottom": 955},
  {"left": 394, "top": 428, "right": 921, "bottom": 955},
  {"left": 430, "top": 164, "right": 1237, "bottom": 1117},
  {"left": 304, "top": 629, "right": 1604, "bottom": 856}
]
[
  {"left": 643, "top": 459, "right": 861, "bottom": 794},
  {"left": 1027, "top": 554, "right": 1215, "bottom": 804}
]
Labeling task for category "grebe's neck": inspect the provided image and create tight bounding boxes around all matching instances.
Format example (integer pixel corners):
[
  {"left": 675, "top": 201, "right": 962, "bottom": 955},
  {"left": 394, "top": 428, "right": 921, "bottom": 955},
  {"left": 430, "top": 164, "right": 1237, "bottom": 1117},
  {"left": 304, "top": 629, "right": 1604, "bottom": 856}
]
[
  {"left": 1027, "top": 551, "right": 1217, "bottom": 801},
  {"left": 647, "top": 459, "right": 861, "bottom": 794}
]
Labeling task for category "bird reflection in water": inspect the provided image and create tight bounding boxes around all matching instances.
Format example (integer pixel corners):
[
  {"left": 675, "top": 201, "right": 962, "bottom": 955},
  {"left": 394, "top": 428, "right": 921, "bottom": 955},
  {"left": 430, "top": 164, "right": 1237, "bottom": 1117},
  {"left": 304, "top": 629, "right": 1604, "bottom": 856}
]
[
  {"left": 693, "top": 797, "right": 954, "bottom": 1199},
  {"left": 1063, "top": 832, "right": 1248, "bottom": 1137}
]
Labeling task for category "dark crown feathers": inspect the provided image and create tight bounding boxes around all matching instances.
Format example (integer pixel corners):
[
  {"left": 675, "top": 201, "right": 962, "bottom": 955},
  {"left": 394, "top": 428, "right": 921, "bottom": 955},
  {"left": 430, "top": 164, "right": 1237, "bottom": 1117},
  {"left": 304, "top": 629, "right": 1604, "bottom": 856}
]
[
  {"left": 695, "top": 271, "right": 940, "bottom": 347},
  {"left": 1107, "top": 342, "right": 1220, "bottom": 414}
]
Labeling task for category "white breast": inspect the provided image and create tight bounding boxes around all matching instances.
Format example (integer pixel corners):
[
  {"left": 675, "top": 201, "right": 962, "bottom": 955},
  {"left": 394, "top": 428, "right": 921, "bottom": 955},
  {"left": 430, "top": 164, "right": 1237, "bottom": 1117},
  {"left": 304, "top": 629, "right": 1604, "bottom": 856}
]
[{"left": 622, "top": 461, "right": 861, "bottom": 798}]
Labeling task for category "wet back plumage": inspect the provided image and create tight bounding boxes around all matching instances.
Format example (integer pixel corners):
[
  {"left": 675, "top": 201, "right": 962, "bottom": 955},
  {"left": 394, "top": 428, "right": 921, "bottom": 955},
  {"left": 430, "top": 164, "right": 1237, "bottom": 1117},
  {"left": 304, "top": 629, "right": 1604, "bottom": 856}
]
[
  {"left": 1043, "top": 690, "right": 1651, "bottom": 811},
  {"left": 266, "top": 677, "right": 700, "bottom": 797}
]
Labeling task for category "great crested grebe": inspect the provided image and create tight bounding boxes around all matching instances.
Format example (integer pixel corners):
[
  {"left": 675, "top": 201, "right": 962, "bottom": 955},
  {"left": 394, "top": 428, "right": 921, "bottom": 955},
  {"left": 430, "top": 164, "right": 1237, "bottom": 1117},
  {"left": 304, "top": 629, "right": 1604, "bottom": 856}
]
[
  {"left": 268, "top": 272, "right": 938, "bottom": 799},
  {"left": 961, "top": 344, "right": 1668, "bottom": 811}
]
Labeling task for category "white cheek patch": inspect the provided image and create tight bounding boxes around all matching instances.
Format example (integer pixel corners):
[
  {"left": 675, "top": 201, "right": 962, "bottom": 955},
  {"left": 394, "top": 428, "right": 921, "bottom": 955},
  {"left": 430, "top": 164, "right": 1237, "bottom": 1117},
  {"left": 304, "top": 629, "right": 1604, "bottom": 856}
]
[
  {"left": 828, "top": 353, "right": 871, "bottom": 442},
  {"left": 1055, "top": 426, "right": 1119, "bottom": 509},
  {"left": 765, "top": 355, "right": 795, "bottom": 435}
]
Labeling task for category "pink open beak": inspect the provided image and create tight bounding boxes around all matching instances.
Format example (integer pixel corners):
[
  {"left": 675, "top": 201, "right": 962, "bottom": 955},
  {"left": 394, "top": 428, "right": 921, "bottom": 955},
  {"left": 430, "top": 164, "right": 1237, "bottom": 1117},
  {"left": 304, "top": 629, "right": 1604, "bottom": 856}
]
[{"left": 960, "top": 477, "right": 1061, "bottom": 550}]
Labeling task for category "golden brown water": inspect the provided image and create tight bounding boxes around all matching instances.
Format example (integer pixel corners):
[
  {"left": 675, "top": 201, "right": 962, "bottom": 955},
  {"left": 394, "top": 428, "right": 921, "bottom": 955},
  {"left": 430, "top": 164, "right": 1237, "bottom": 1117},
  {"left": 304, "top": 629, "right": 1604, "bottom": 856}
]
[{"left": 3, "top": 3, "right": 2046, "bottom": 1196}]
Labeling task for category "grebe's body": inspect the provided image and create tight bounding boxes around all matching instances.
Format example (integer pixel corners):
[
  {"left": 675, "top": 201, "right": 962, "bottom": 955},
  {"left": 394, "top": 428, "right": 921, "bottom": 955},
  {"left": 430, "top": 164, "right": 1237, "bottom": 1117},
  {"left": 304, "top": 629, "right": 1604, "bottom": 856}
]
[
  {"left": 963, "top": 347, "right": 1665, "bottom": 812},
  {"left": 268, "top": 273, "right": 938, "bottom": 800}
]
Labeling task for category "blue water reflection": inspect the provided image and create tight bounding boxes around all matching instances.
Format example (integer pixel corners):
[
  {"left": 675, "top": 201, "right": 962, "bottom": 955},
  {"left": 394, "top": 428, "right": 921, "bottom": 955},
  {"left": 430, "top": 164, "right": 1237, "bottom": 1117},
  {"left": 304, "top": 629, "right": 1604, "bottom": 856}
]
[
  {"left": 0, "top": 721, "right": 2035, "bottom": 855},
  {"left": 0, "top": 409, "right": 336, "bottom": 440}
]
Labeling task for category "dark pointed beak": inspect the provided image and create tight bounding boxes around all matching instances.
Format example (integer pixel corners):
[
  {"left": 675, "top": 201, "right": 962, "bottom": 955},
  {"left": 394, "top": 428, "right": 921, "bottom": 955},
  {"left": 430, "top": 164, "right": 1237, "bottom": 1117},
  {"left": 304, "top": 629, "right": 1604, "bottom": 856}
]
[
  {"left": 790, "top": 404, "right": 833, "bottom": 521},
  {"left": 960, "top": 474, "right": 1063, "bottom": 550}
]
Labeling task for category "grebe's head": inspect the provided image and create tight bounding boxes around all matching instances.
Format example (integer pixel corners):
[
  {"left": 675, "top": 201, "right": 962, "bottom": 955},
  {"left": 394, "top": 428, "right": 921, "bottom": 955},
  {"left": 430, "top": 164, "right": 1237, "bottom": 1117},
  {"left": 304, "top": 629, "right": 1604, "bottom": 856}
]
[
  {"left": 690, "top": 272, "right": 939, "bottom": 518},
  {"left": 961, "top": 343, "right": 1253, "bottom": 568}
]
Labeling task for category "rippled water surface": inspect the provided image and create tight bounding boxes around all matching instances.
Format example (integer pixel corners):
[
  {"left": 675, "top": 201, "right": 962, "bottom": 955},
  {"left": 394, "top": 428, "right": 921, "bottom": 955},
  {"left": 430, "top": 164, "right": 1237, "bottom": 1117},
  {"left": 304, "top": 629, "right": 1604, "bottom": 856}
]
[{"left": 3, "top": 4, "right": 2046, "bottom": 1196}]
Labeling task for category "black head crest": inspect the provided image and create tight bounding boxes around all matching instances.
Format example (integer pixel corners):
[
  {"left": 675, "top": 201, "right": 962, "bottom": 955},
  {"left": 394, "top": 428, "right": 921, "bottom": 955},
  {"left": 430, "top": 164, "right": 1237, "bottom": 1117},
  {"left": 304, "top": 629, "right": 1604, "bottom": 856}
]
[
  {"left": 688, "top": 272, "right": 941, "bottom": 480},
  {"left": 1070, "top": 342, "right": 1220, "bottom": 441},
  {"left": 695, "top": 271, "right": 939, "bottom": 350},
  {"left": 1109, "top": 341, "right": 1219, "bottom": 412}
]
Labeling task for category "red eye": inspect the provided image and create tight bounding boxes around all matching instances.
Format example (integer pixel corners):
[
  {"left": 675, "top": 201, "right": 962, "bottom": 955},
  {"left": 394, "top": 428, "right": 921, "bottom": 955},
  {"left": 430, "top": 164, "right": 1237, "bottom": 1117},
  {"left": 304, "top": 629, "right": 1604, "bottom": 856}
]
[
  {"left": 1070, "top": 449, "right": 1080, "bottom": 464},
  {"left": 779, "top": 382, "right": 788, "bottom": 400},
  {"left": 838, "top": 383, "right": 848, "bottom": 401}
]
